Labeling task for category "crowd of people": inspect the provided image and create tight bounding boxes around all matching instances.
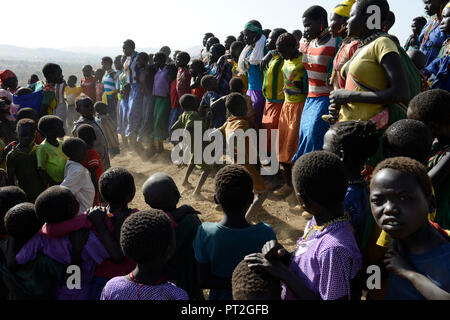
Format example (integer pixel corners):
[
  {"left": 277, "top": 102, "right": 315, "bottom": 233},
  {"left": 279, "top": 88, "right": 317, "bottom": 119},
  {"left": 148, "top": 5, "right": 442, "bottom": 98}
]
[{"left": 0, "top": 0, "right": 448, "bottom": 300}]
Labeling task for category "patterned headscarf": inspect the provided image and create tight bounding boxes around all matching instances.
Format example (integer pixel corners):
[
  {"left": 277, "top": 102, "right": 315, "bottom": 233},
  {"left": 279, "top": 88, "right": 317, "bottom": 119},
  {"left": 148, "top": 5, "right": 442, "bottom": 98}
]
[
  {"left": 0, "top": 69, "right": 16, "bottom": 87},
  {"left": 334, "top": 0, "right": 356, "bottom": 18}
]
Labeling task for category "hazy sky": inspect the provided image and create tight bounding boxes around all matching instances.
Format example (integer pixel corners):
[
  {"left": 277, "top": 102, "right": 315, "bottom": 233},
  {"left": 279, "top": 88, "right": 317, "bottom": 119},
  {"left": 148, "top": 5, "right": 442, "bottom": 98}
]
[{"left": 5, "top": 0, "right": 426, "bottom": 51}]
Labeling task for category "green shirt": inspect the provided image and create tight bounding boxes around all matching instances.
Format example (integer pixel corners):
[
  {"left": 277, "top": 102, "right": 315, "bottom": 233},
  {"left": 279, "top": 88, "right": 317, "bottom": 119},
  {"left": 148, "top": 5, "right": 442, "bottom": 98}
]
[
  {"left": 6, "top": 144, "right": 46, "bottom": 202},
  {"left": 36, "top": 139, "right": 67, "bottom": 184}
]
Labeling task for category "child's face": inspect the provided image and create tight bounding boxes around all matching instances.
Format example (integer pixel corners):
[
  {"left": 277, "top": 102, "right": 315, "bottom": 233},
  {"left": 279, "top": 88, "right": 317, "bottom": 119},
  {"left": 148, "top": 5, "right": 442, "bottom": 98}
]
[
  {"left": 47, "top": 121, "right": 65, "bottom": 139},
  {"left": 175, "top": 55, "right": 188, "bottom": 68},
  {"left": 114, "top": 57, "right": 123, "bottom": 70},
  {"left": 440, "top": 7, "right": 450, "bottom": 35},
  {"left": 231, "top": 46, "right": 243, "bottom": 62},
  {"left": 189, "top": 63, "right": 202, "bottom": 77},
  {"left": 276, "top": 44, "right": 296, "bottom": 60},
  {"left": 209, "top": 45, "right": 223, "bottom": 63},
  {"left": 83, "top": 67, "right": 93, "bottom": 78},
  {"left": 18, "top": 125, "right": 36, "bottom": 147},
  {"left": 77, "top": 103, "right": 95, "bottom": 119},
  {"left": 243, "top": 30, "right": 259, "bottom": 46},
  {"left": 266, "top": 31, "right": 279, "bottom": 51},
  {"left": 370, "top": 168, "right": 431, "bottom": 240},
  {"left": 68, "top": 77, "right": 77, "bottom": 87},
  {"left": 330, "top": 13, "right": 348, "bottom": 38},
  {"left": 302, "top": 16, "right": 322, "bottom": 41}
]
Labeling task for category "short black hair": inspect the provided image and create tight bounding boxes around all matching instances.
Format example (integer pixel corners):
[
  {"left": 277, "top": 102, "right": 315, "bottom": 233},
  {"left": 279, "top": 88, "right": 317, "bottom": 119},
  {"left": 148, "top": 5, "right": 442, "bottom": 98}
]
[
  {"left": 271, "top": 28, "right": 288, "bottom": 40},
  {"left": 142, "top": 173, "right": 180, "bottom": 212},
  {"left": 276, "top": 32, "right": 298, "bottom": 48},
  {"left": 214, "top": 164, "right": 254, "bottom": 213},
  {"left": 76, "top": 124, "right": 96, "bottom": 146},
  {"left": 382, "top": 119, "right": 433, "bottom": 164},
  {"left": 413, "top": 16, "right": 427, "bottom": 27},
  {"left": 189, "top": 59, "right": 206, "bottom": 74},
  {"left": 124, "top": 39, "right": 136, "bottom": 49},
  {"left": 35, "top": 186, "right": 78, "bottom": 224},
  {"left": 232, "top": 259, "right": 281, "bottom": 300},
  {"left": 303, "top": 5, "right": 329, "bottom": 26},
  {"left": 355, "top": 0, "right": 390, "bottom": 18},
  {"left": 263, "top": 29, "right": 272, "bottom": 38},
  {"left": 94, "top": 101, "right": 108, "bottom": 115},
  {"left": 230, "top": 41, "right": 245, "bottom": 53},
  {"left": 229, "top": 77, "right": 245, "bottom": 93},
  {"left": 137, "top": 52, "right": 149, "bottom": 65},
  {"left": 37, "top": 115, "right": 63, "bottom": 136},
  {"left": 225, "top": 35, "right": 237, "bottom": 43},
  {"left": 68, "top": 75, "right": 77, "bottom": 82},
  {"left": 204, "top": 32, "right": 215, "bottom": 39},
  {"left": 206, "top": 37, "right": 220, "bottom": 48},
  {"left": 179, "top": 94, "right": 199, "bottom": 112},
  {"left": 292, "top": 151, "right": 348, "bottom": 206},
  {"left": 15, "top": 87, "right": 33, "bottom": 96},
  {"left": 225, "top": 93, "right": 247, "bottom": 117},
  {"left": 42, "top": 63, "right": 61, "bottom": 80},
  {"left": 16, "top": 107, "right": 39, "bottom": 122},
  {"left": 76, "top": 96, "right": 95, "bottom": 113},
  {"left": 102, "top": 56, "right": 113, "bottom": 66},
  {"left": 154, "top": 52, "right": 167, "bottom": 63},
  {"left": 210, "top": 43, "right": 226, "bottom": 57},
  {"left": 4, "top": 203, "right": 42, "bottom": 241},
  {"left": 201, "top": 75, "right": 218, "bottom": 91},
  {"left": 408, "top": 89, "right": 450, "bottom": 125},
  {"left": 371, "top": 157, "right": 432, "bottom": 199},
  {"left": 62, "top": 138, "right": 87, "bottom": 160},
  {"left": 0, "top": 186, "right": 27, "bottom": 234},
  {"left": 177, "top": 52, "right": 191, "bottom": 64},
  {"left": 330, "top": 120, "right": 379, "bottom": 167},
  {"left": 17, "top": 118, "right": 36, "bottom": 134},
  {"left": 120, "top": 209, "right": 174, "bottom": 264},
  {"left": 99, "top": 168, "right": 136, "bottom": 208}
]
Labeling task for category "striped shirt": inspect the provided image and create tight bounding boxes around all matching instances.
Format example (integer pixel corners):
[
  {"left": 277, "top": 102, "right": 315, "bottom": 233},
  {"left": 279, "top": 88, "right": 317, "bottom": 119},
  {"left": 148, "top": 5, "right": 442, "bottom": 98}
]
[
  {"left": 301, "top": 36, "right": 338, "bottom": 98},
  {"left": 103, "top": 71, "right": 116, "bottom": 93},
  {"left": 124, "top": 52, "right": 139, "bottom": 84},
  {"left": 263, "top": 54, "right": 285, "bottom": 103}
]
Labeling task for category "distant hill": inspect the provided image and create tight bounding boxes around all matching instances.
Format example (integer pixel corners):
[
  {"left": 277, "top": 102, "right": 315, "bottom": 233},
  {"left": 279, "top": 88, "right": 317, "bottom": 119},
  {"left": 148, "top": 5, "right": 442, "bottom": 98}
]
[{"left": 0, "top": 44, "right": 203, "bottom": 86}]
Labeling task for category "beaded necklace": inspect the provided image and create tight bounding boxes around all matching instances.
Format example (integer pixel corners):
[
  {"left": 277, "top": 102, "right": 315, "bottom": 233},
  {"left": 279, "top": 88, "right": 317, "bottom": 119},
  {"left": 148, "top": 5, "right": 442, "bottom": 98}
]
[
  {"left": 129, "top": 272, "right": 167, "bottom": 300},
  {"left": 358, "top": 31, "right": 383, "bottom": 48},
  {"left": 299, "top": 212, "right": 351, "bottom": 244},
  {"left": 420, "top": 15, "right": 441, "bottom": 49}
]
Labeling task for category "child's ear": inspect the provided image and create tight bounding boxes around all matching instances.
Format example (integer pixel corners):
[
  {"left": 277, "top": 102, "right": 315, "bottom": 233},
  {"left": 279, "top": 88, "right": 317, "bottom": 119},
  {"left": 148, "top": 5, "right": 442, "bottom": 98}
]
[{"left": 297, "top": 191, "right": 310, "bottom": 209}]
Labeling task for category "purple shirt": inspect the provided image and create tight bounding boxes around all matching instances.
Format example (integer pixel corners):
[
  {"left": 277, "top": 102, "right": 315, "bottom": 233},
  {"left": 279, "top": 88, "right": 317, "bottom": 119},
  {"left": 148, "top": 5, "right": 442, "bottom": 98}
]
[
  {"left": 282, "top": 219, "right": 361, "bottom": 300},
  {"left": 16, "top": 231, "right": 109, "bottom": 300},
  {"left": 153, "top": 67, "right": 170, "bottom": 97},
  {"left": 100, "top": 276, "right": 189, "bottom": 300}
]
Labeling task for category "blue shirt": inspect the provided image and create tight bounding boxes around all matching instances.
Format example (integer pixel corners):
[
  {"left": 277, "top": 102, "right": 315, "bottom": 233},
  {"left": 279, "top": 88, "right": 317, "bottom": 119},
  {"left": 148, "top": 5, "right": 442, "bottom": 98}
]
[
  {"left": 193, "top": 222, "right": 277, "bottom": 300},
  {"left": 344, "top": 182, "right": 370, "bottom": 251},
  {"left": 387, "top": 243, "right": 450, "bottom": 300},
  {"left": 247, "top": 64, "right": 264, "bottom": 91},
  {"left": 423, "top": 55, "right": 450, "bottom": 91}
]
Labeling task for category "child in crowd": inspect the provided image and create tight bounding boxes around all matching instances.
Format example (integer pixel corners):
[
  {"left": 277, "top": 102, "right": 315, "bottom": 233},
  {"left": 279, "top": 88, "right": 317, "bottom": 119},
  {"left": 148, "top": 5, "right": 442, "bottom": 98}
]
[
  {"left": 407, "top": 89, "right": 450, "bottom": 230},
  {"left": 404, "top": 16, "right": 428, "bottom": 52},
  {"left": 0, "top": 186, "right": 27, "bottom": 238},
  {"left": 36, "top": 116, "right": 67, "bottom": 186},
  {"left": 94, "top": 102, "right": 120, "bottom": 157},
  {"left": 193, "top": 164, "right": 276, "bottom": 300},
  {"left": 199, "top": 75, "right": 222, "bottom": 128},
  {"left": 370, "top": 157, "right": 450, "bottom": 299},
  {"left": 172, "top": 94, "right": 210, "bottom": 199},
  {"left": 73, "top": 97, "right": 110, "bottom": 170},
  {"left": 15, "top": 108, "right": 43, "bottom": 144},
  {"left": 142, "top": 172, "right": 203, "bottom": 300},
  {"left": 35, "top": 63, "right": 64, "bottom": 118},
  {"left": 86, "top": 167, "right": 138, "bottom": 300},
  {"left": 245, "top": 151, "right": 361, "bottom": 300},
  {"left": 224, "top": 36, "right": 237, "bottom": 54},
  {"left": 15, "top": 186, "right": 109, "bottom": 300},
  {"left": 64, "top": 75, "right": 83, "bottom": 133},
  {"left": 0, "top": 203, "right": 67, "bottom": 299},
  {"left": 6, "top": 119, "right": 45, "bottom": 202},
  {"left": 232, "top": 258, "right": 281, "bottom": 300},
  {"left": 101, "top": 56, "right": 117, "bottom": 119},
  {"left": 189, "top": 59, "right": 207, "bottom": 102},
  {"left": 81, "top": 65, "right": 96, "bottom": 102},
  {"left": 136, "top": 53, "right": 155, "bottom": 145},
  {"left": 217, "top": 93, "right": 267, "bottom": 217},
  {"left": 61, "top": 138, "right": 95, "bottom": 215},
  {"left": 229, "top": 41, "right": 248, "bottom": 94},
  {"left": 322, "top": 121, "right": 379, "bottom": 251},
  {"left": 76, "top": 124, "right": 103, "bottom": 206},
  {"left": 100, "top": 210, "right": 189, "bottom": 300},
  {"left": 208, "top": 43, "right": 232, "bottom": 96},
  {"left": 28, "top": 74, "right": 39, "bottom": 86},
  {"left": 95, "top": 69, "right": 105, "bottom": 102},
  {"left": 150, "top": 53, "right": 172, "bottom": 155},
  {"left": 169, "top": 52, "right": 191, "bottom": 135}
]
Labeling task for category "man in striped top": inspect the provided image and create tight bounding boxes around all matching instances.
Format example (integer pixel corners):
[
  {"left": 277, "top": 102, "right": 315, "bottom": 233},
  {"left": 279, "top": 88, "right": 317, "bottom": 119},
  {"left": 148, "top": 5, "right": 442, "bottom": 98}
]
[{"left": 101, "top": 56, "right": 117, "bottom": 124}]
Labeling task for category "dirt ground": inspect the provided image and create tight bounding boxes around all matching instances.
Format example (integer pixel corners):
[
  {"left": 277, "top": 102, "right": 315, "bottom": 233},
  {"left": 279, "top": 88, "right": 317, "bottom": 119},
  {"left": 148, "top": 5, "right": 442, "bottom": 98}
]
[{"left": 111, "top": 143, "right": 309, "bottom": 252}]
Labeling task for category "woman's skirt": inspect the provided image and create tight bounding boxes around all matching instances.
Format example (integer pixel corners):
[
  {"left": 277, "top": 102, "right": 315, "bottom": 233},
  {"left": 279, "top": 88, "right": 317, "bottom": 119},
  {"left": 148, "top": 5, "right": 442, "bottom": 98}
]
[
  {"left": 262, "top": 100, "right": 284, "bottom": 153},
  {"left": 137, "top": 94, "right": 155, "bottom": 143},
  {"left": 292, "top": 96, "right": 330, "bottom": 163},
  {"left": 247, "top": 89, "right": 265, "bottom": 129},
  {"left": 151, "top": 96, "right": 171, "bottom": 140},
  {"left": 278, "top": 101, "right": 304, "bottom": 164}
]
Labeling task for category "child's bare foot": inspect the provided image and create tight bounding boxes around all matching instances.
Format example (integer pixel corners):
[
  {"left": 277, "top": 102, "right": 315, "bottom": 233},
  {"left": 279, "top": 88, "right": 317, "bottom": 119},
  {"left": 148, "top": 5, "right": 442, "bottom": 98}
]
[
  {"left": 273, "top": 184, "right": 293, "bottom": 198},
  {"left": 192, "top": 192, "right": 206, "bottom": 201},
  {"left": 245, "top": 192, "right": 267, "bottom": 221},
  {"left": 181, "top": 182, "right": 194, "bottom": 193}
]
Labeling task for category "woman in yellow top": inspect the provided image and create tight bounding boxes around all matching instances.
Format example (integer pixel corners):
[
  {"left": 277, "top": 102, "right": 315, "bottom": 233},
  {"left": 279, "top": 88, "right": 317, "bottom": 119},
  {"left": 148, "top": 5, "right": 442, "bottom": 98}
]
[{"left": 328, "top": 0, "right": 410, "bottom": 125}]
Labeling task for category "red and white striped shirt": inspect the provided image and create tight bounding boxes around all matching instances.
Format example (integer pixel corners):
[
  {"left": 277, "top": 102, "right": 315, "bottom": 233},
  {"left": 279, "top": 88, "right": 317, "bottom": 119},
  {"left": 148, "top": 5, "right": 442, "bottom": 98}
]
[{"left": 301, "top": 36, "right": 338, "bottom": 98}]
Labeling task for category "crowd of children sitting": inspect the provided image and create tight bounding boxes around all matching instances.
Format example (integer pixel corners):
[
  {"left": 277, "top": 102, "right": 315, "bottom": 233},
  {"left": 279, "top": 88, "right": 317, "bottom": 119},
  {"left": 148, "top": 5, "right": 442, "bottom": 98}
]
[{"left": 0, "top": 0, "right": 448, "bottom": 300}]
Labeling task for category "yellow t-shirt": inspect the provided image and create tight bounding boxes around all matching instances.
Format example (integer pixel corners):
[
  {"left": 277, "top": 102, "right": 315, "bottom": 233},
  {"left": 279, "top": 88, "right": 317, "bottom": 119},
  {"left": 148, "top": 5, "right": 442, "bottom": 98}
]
[
  {"left": 339, "top": 37, "right": 399, "bottom": 122},
  {"left": 64, "top": 86, "right": 83, "bottom": 106},
  {"left": 282, "top": 55, "right": 307, "bottom": 104}
]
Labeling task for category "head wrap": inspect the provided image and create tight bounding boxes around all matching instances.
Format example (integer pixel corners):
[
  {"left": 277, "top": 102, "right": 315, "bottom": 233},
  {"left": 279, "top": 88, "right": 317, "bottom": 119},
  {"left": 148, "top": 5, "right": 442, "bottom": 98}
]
[
  {"left": 245, "top": 22, "right": 263, "bottom": 35},
  {"left": 0, "top": 69, "right": 17, "bottom": 87},
  {"left": 333, "top": 0, "right": 356, "bottom": 18}
]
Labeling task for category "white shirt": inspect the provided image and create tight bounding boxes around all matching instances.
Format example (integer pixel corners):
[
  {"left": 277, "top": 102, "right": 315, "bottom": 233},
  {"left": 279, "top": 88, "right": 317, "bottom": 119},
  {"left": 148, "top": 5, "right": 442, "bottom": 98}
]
[{"left": 61, "top": 160, "right": 95, "bottom": 215}]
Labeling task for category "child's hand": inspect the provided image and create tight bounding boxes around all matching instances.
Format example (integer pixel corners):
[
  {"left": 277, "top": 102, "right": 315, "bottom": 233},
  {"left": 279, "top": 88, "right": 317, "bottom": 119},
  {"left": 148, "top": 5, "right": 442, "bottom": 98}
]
[
  {"left": 69, "top": 228, "right": 90, "bottom": 267},
  {"left": 262, "top": 240, "right": 289, "bottom": 264},
  {"left": 384, "top": 239, "right": 414, "bottom": 278},
  {"left": 86, "top": 206, "right": 107, "bottom": 229},
  {"left": 244, "top": 253, "right": 290, "bottom": 280}
]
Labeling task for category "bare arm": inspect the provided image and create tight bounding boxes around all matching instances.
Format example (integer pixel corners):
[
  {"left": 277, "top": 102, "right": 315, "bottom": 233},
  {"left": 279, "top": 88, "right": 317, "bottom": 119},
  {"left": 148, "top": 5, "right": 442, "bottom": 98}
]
[{"left": 428, "top": 151, "right": 450, "bottom": 188}]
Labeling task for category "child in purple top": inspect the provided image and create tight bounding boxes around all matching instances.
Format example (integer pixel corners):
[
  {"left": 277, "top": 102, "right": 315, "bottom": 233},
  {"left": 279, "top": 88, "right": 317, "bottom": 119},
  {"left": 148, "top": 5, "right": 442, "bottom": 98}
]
[
  {"left": 245, "top": 151, "right": 361, "bottom": 300},
  {"left": 15, "top": 186, "right": 109, "bottom": 300},
  {"left": 101, "top": 209, "right": 189, "bottom": 300}
]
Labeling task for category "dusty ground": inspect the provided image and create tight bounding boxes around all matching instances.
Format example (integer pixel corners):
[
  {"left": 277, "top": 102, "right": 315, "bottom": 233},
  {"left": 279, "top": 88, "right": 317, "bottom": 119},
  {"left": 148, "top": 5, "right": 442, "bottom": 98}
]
[{"left": 111, "top": 143, "right": 308, "bottom": 252}]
